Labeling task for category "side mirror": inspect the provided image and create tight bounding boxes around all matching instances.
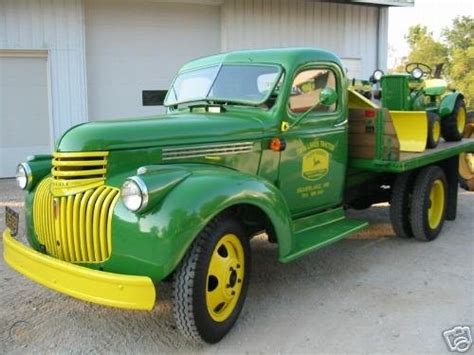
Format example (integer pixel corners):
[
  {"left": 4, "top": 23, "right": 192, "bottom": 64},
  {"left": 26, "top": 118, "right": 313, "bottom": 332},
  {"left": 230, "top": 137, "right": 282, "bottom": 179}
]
[{"left": 319, "top": 87, "right": 337, "bottom": 106}]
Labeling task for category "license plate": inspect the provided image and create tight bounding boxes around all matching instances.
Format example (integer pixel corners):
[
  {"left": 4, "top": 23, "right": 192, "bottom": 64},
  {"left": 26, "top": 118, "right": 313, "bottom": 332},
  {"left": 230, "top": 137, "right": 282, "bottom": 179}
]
[{"left": 5, "top": 206, "right": 19, "bottom": 237}]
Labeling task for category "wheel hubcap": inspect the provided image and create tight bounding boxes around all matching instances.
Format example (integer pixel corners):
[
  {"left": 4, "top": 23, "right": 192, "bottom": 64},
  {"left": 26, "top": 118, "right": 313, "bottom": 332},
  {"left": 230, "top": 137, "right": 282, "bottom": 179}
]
[
  {"left": 206, "top": 234, "right": 244, "bottom": 322},
  {"left": 457, "top": 107, "right": 466, "bottom": 134},
  {"left": 428, "top": 179, "right": 445, "bottom": 229}
]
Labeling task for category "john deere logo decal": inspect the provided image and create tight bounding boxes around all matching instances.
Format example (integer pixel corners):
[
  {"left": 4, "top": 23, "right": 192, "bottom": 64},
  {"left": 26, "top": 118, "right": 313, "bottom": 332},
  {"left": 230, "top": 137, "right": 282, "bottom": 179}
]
[{"left": 302, "top": 149, "right": 329, "bottom": 181}]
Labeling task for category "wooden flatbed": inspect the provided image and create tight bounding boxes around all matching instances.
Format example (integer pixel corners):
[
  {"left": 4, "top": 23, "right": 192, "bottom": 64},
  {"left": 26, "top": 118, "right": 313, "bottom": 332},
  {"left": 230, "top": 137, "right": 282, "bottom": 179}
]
[{"left": 349, "top": 139, "right": 474, "bottom": 173}]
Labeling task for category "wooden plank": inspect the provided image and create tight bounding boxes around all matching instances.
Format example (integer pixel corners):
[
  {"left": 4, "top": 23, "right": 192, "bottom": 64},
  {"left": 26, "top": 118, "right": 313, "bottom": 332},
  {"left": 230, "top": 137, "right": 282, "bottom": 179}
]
[{"left": 348, "top": 145, "right": 375, "bottom": 159}]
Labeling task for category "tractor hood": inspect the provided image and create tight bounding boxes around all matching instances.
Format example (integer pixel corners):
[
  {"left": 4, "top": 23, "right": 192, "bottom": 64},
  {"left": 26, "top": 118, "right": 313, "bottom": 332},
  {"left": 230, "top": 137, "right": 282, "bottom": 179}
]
[{"left": 56, "top": 112, "right": 265, "bottom": 152}]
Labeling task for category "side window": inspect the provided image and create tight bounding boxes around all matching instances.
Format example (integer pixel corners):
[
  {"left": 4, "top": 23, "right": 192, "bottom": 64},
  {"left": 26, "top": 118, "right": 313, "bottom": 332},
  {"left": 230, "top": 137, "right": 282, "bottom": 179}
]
[{"left": 289, "top": 69, "right": 337, "bottom": 114}]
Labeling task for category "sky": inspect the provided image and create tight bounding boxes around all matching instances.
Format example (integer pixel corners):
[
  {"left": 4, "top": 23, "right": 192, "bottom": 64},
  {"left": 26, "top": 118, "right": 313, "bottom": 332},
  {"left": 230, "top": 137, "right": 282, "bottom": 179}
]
[{"left": 388, "top": 0, "right": 474, "bottom": 69}]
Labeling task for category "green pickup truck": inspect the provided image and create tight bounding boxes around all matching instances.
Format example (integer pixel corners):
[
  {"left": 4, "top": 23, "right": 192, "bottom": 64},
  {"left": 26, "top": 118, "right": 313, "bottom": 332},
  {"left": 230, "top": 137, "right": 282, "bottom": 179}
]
[{"left": 4, "top": 48, "right": 474, "bottom": 344}]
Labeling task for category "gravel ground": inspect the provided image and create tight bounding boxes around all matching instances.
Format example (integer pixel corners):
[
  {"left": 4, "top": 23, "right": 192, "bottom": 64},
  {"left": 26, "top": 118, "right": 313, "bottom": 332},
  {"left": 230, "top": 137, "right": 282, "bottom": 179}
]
[{"left": 0, "top": 178, "right": 472, "bottom": 354}]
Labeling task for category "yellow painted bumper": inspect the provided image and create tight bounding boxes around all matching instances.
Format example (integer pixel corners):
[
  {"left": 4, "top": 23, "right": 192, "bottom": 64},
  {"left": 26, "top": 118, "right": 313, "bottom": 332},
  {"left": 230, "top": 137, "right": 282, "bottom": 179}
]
[{"left": 2, "top": 229, "right": 156, "bottom": 310}]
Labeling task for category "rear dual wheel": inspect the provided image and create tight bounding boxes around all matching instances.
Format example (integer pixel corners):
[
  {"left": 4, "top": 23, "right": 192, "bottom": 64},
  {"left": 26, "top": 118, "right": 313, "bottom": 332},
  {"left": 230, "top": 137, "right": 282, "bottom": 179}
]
[
  {"left": 410, "top": 166, "right": 447, "bottom": 241},
  {"left": 390, "top": 166, "right": 447, "bottom": 241},
  {"left": 173, "top": 215, "right": 250, "bottom": 344}
]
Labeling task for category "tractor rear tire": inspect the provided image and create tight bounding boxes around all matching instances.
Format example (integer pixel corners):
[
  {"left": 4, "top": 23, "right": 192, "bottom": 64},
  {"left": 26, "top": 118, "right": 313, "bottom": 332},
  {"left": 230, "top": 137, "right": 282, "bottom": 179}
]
[
  {"left": 410, "top": 166, "right": 447, "bottom": 241},
  {"left": 390, "top": 171, "right": 417, "bottom": 239},
  {"left": 441, "top": 98, "right": 466, "bottom": 142},
  {"left": 426, "top": 112, "right": 441, "bottom": 149}
]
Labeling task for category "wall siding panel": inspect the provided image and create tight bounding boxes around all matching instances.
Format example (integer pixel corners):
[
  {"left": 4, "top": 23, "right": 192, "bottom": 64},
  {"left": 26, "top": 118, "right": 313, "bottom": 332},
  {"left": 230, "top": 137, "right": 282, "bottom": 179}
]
[
  {"left": 221, "top": 0, "right": 383, "bottom": 78},
  {"left": 0, "top": 0, "right": 87, "bottom": 141}
]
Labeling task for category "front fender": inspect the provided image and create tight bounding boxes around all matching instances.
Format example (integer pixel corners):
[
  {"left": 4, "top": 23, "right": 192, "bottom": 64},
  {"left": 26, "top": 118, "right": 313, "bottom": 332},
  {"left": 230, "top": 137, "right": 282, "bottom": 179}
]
[
  {"left": 105, "top": 165, "right": 292, "bottom": 282},
  {"left": 439, "top": 92, "right": 463, "bottom": 117}
]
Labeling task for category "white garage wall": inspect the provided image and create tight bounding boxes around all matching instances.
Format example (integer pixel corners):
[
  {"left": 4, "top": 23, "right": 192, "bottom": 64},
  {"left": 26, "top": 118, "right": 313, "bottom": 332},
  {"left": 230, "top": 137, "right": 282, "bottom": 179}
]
[
  {"left": 0, "top": 0, "right": 390, "bottom": 138},
  {"left": 221, "top": 0, "right": 388, "bottom": 78},
  {"left": 0, "top": 54, "right": 52, "bottom": 176},
  {"left": 0, "top": 0, "right": 88, "bottom": 141},
  {"left": 85, "top": 0, "right": 221, "bottom": 120}
]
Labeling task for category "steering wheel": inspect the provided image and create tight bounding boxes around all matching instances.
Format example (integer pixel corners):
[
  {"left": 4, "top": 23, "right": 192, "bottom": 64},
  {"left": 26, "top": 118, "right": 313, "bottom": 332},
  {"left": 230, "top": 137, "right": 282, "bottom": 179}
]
[{"left": 405, "top": 62, "right": 432, "bottom": 79}]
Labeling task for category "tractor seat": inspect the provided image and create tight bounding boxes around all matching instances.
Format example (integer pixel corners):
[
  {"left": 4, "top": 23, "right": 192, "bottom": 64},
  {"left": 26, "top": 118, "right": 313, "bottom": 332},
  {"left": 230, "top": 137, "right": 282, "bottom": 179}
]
[{"left": 423, "top": 79, "right": 448, "bottom": 96}]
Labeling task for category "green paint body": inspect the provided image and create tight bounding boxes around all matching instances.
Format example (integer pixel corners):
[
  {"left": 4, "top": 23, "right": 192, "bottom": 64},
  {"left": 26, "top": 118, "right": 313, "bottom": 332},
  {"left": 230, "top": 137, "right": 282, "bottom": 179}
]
[{"left": 21, "top": 48, "right": 474, "bottom": 283}]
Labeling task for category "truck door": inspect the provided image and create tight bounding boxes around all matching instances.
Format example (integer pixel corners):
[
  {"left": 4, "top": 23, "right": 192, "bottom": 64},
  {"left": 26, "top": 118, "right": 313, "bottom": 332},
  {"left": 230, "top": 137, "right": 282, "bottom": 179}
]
[{"left": 278, "top": 66, "right": 347, "bottom": 216}]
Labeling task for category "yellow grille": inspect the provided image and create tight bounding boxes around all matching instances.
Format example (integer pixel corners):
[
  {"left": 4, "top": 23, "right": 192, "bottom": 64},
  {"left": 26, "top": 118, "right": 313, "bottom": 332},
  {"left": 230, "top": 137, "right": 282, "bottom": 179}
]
[
  {"left": 33, "top": 177, "right": 120, "bottom": 263},
  {"left": 51, "top": 151, "right": 109, "bottom": 196},
  {"left": 52, "top": 151, "right": 108, "bottom": 179}
]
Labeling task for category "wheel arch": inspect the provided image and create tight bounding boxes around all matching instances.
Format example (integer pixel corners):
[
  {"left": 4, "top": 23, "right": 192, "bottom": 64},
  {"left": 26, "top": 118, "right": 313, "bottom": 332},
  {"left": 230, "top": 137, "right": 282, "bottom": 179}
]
[
  {"left": 113, "top": 166, "right": 293, "bottom": 282},
  {"left": 163, "top": 174, "right": 293, "bottom": 277}
]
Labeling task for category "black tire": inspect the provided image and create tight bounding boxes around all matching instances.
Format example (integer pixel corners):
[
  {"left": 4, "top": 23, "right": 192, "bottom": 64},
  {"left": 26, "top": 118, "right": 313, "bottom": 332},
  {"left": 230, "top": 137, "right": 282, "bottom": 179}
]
[
  {"left": 410, "top": 166, "right": 447, "bottom": 241},
  {"left": 390, "top": 171, "right": 417, "bottom": 238},
  {"left": 441, "top": 98, "right": 466, "bottom": 142},
  {"left": 426, "top": 111, "right": 441, "bottom": 149},
  {"left": 172, "top": 214, "right": 250, "bottom": 344}
]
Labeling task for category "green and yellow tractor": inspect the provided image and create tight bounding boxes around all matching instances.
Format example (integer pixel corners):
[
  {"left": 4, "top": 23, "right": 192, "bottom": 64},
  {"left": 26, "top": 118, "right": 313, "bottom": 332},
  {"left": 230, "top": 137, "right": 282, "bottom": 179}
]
[{"left": 367, "top": 62, "right": 467, "bottom": 152}]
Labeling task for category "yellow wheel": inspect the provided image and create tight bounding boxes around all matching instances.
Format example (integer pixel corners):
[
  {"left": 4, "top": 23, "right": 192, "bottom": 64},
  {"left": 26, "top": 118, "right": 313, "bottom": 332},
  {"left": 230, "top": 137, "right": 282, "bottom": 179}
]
[
  {"left": 456, "top": 106, "right": 466, "bottom": 134},
  {"left": 410, "top": 166, "right": 447, "bottom": 241},
  {"left": 442, "top": 98, "right": 466, "bottom": 141},
  {"left": 433, "top": 120, "right": 441, "bottom": 142},
  {"left": 206, "top": 234, "right": 245, "bottom": 322},
  {"left": 173, "top": 215, "right": 250, "bottom": 344},
  {"left": 427, "top": 180, "right": 445, "bottom": 230},
  {"left": 426, "top": 112, "right": 441, "bottom": 149}
]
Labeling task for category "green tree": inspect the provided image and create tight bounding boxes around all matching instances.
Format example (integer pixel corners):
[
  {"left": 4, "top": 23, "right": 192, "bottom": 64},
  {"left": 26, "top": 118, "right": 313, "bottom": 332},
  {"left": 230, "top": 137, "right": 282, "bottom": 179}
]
[
  {"left": 394, "top": 17, "right": 474, "bottom": 109},
  {"left": 403, "top": 25, "right": 449, "bottom": 74},
  {"left": 443, "top": 16, "right": 474, "bottom": 108}
]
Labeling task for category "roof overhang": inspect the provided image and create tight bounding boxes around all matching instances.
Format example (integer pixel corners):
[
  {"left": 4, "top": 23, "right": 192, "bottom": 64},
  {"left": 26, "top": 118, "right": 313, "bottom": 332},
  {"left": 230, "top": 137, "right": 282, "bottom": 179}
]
[{"left": 347, "top": 0, "right": 414, "bottom": 6}]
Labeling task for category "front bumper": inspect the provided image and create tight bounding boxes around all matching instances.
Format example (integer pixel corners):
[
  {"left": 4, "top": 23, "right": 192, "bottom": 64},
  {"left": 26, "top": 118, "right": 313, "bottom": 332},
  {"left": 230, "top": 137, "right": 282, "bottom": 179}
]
[{"left": 3, "top": 229, "right": 156, "bottom": 310}]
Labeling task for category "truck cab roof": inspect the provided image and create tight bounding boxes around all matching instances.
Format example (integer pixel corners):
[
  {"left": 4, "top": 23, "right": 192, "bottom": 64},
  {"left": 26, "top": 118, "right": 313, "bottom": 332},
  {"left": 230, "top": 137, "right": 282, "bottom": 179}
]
[{"left": 179, "top": 47, "right": 346, "bottom": 74}]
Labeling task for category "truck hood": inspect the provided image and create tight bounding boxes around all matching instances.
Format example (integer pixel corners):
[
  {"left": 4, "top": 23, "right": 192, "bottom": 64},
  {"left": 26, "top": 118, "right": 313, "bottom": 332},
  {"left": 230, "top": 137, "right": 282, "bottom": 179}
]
[{"left": 57, "top": 112, "right": 265, "bottom": 152}]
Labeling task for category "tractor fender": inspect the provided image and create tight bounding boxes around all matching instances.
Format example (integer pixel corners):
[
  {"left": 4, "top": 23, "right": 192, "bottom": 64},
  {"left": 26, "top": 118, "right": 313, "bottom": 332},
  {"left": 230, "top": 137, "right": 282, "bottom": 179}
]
[
  {"left": 109, "top": 164, "right": 293, "bottom": 281},
  {"left": 439, "top": 92, "right": 464, "bottom": 117}
]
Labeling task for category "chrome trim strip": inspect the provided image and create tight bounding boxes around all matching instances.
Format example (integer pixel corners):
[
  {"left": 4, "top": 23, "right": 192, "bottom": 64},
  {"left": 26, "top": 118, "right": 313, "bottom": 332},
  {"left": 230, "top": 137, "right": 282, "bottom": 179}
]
[{"left": 162, "top": 142, "right": 254, "bottom": 161}]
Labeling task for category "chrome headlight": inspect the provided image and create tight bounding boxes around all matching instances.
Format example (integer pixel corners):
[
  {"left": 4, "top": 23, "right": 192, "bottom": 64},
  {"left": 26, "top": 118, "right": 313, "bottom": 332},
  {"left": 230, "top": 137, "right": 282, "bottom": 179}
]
[
  {"left": 121, "top": 177, "right": 148, "bottom": 212},
  {"left": 16, "top": 163, "right": 32, "bottom": 190}
]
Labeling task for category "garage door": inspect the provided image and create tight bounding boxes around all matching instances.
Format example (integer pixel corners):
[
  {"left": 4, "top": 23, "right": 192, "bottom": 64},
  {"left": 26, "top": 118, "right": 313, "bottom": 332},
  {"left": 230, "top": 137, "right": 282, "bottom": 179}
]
[
  {"left": 0, "top": 54, "right": 51, "bottom": 178},
  {"left": 85, "top": 0, "right": 221, "bottom": 120}
]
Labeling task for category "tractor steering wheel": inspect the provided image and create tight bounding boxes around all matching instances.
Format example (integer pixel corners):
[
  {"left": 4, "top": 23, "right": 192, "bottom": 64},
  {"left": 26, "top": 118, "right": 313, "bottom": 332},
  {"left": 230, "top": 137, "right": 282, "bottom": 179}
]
[{"left": 405, "top": 62, "right": 432, "bottom": 79}]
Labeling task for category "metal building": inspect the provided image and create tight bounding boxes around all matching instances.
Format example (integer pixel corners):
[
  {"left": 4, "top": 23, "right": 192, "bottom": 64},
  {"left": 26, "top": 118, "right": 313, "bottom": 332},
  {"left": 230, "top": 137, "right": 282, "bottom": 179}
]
[{"left": 0, "top": 0, "right": 413, "bottom": 177}]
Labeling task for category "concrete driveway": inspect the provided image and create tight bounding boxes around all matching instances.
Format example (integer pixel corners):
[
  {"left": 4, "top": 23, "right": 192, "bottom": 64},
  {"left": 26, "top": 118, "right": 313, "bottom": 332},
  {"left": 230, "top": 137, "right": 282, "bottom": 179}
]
[{"left": 0, "top": 178, "right": 472, "bottom": 353}]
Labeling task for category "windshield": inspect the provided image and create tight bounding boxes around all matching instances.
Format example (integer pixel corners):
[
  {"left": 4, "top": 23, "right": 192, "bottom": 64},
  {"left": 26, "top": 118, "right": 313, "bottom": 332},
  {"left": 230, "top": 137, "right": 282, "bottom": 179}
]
[{"left": 164, "top": 64, "right": 281, "bottom": 107}]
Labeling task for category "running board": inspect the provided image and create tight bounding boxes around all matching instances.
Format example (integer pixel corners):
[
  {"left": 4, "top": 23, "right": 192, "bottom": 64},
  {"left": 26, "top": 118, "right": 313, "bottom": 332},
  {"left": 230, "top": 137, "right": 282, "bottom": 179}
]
[{"left": 281, "top": 211, "right": 368, "bottom": 263}]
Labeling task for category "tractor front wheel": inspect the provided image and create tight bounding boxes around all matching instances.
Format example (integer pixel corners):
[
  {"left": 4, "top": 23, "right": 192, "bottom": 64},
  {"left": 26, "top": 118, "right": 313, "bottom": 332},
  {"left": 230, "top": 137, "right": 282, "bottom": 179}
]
[
  {"left": 172, "top": 214, "right": 250, "bottom": 344},
  {"left": 441, "top": 98, "right": 466, "bottom": 142},
  {"left": 426, "top": 112, "right": 441, "bottom": 149}
]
